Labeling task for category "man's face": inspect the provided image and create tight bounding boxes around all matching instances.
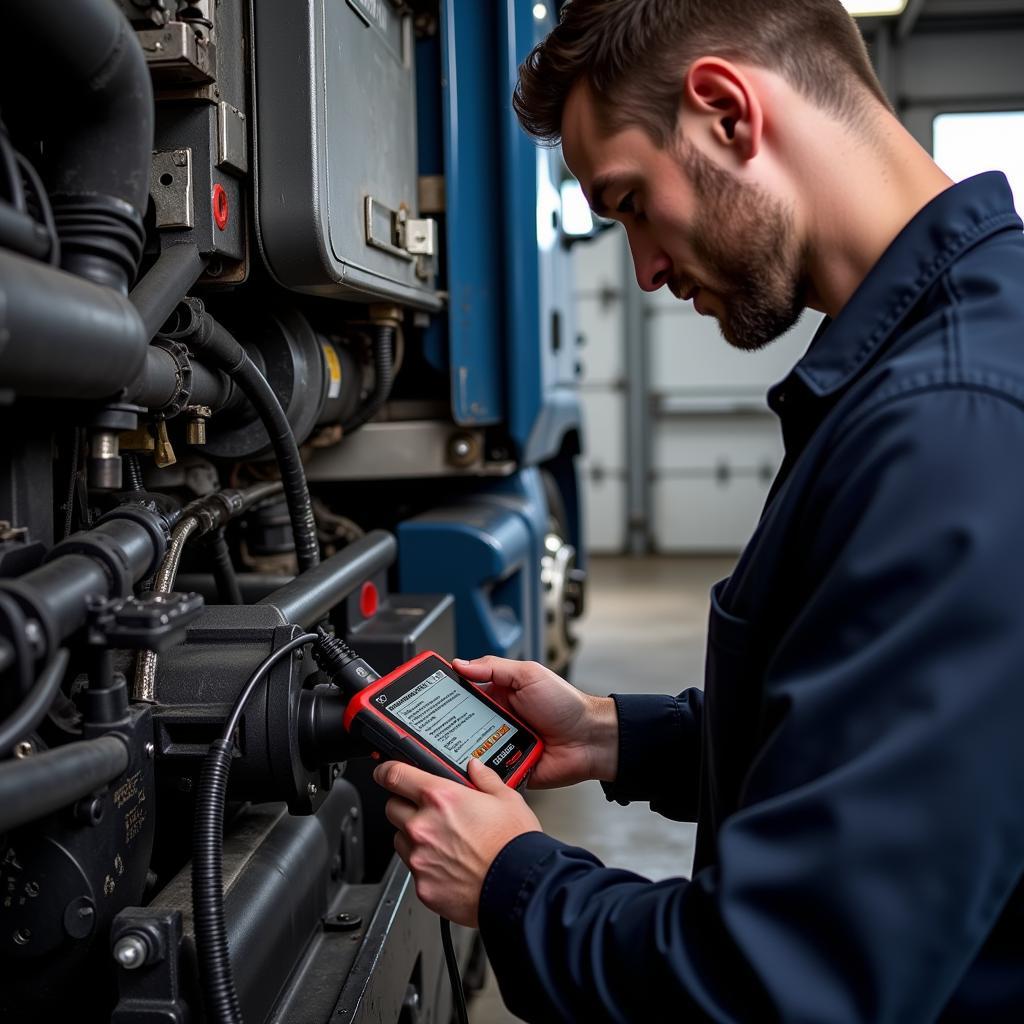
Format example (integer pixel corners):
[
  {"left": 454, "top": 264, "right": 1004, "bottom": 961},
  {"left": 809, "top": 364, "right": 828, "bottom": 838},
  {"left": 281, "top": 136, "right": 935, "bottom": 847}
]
[{"left": 562, "top": 83, "right": 808, "bottom": 351}]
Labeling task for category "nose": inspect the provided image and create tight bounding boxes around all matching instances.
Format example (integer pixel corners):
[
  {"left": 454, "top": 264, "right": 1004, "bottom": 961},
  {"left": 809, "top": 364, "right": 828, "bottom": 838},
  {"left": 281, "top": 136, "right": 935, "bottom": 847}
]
[{"left": 627, "top": 232, "right": 672, "bottom": 293}]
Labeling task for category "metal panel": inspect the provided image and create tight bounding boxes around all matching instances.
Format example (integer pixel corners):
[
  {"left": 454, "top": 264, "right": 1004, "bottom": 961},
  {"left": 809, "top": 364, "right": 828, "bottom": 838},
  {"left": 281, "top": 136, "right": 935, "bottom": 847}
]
[
  {"left": 251, "top": 0, "right": 442, "bottom": 308},
  {"left": 438, "top": 0, "right": 505, "bottom": 424}
]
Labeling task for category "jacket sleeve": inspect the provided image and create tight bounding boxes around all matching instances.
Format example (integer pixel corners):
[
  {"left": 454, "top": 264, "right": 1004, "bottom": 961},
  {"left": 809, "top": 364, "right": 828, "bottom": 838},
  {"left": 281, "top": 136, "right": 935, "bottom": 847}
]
[
  {"left": 478, "top": 388, "right": 1024, "bottom": 1024},
  {"left": 599, "top": 689, "right": 704, "bottom": 822}
]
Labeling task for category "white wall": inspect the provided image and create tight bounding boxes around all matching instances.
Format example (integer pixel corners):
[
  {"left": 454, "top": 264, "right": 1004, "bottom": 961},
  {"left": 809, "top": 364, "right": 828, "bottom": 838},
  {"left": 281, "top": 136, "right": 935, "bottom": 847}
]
[{"left": 572, "top": 230, "right": 823, "bottom": 555}]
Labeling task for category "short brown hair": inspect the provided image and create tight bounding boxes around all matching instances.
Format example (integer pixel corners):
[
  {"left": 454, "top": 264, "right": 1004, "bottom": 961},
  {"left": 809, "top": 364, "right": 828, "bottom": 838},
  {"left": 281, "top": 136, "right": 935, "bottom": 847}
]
[{"left": 514, "top": 0, "right": 892, "bottom": 145}]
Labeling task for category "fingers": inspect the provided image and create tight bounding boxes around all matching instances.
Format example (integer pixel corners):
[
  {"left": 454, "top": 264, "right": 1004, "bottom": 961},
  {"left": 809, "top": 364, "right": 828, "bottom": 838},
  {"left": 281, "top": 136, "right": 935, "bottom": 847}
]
[
  {"left": 453, "top": 655, "right": 542, "bottom": 690},
  {"left": 394, "top": 829, "right": 413, "bottom": 866},
  {"left": 384, "top": 796, "right": 417, "bottom": 830},
  {"left": 373, "top": 761, "right": 436, "bottom": 803},
  {"left": 467, "top": 755, "right": 506, "bottom": 794}
]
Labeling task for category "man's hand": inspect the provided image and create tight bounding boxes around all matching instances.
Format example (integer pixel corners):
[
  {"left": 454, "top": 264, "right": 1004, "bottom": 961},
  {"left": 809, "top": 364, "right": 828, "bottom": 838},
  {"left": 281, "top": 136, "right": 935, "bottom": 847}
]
[
  {"left": 453, "top": 656, "right": 619, "bottom": 788},
  {"left": 376, "top": 757, "right": 542, "bottom": 927}
]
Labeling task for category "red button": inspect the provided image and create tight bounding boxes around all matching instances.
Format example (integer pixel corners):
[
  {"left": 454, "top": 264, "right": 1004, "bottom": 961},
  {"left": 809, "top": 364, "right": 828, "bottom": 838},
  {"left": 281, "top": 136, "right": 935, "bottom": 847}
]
[
  {"left": 359, "top": 581, "right": 379, "bottom": 618},
  {"left": 506, "top": 751, "right": 523, "bottom": 767}
]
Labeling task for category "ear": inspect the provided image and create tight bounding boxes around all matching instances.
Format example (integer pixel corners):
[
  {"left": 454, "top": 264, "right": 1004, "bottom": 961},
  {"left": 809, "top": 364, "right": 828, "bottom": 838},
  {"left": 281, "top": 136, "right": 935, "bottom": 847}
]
[{"left": 682, "top": 57, "right": 763, "bottom": 164}]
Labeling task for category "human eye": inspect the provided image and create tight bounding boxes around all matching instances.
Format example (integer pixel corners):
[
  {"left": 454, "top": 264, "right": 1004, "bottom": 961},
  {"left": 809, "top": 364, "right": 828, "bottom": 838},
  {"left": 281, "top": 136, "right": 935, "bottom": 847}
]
[{"left": 616, "top": 191, "right": 636, "bottom": 215}]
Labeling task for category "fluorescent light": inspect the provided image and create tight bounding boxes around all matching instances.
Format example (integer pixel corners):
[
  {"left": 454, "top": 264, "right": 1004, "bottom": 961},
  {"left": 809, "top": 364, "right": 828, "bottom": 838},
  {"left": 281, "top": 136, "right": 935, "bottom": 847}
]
[
  {"left": 842, "top": 0, "right": 908, "bottom": 15},
  {"left": 533, "top": 3, "right": 548, "bottom": 20}
]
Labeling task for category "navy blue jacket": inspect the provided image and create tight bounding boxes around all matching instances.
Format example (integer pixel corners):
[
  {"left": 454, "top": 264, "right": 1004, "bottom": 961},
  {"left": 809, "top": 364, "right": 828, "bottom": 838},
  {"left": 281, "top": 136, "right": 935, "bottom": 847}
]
[{"left": 479, "top": 173, "right": 1024, "bottom": 1023}]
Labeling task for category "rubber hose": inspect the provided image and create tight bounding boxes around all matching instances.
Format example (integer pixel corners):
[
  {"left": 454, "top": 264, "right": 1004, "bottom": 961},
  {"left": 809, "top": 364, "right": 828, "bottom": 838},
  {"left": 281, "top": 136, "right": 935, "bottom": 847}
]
[
  {"left": 0, "top": 648, "right": 70, "bottom": 758},
  {"left": 209, "top": 529, "right": 243, "bottom": 605},
  {"left": 192, "top": 739, "right": 244, "bottom": 1024},
  {"left": 341, "top": 325, "right": 394, "bottom": 436},
  {"left": 0, "top": 734, "right": 129, "bottom": 833},
  {"left": 184, "top": 306, "right": 319, "bottom": 573}
]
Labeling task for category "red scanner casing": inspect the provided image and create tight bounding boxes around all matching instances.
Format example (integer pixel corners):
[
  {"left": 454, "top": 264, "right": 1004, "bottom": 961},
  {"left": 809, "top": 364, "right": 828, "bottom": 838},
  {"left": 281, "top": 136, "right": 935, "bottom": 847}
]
[{"left": 342, "top": 651, "right": 543, "bottom": 790}]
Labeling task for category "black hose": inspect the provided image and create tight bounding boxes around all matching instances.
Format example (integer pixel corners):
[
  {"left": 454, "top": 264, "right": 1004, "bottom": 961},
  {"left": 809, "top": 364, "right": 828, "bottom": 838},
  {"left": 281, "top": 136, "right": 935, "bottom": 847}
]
[
  {"left": 0, "top": 734, "right": 129, "bottom": 833},
  {"left": 193, "top": 633, "right": 317, "bottom": 1023},
  {"left": 0, "top": 648, "right": 69, "bottom": 759},
  {"left": 130, "top": 243, "right": 207, "bottom": 340},
  {"left": 4, "top": 0, "right": 153, "bottom": 291},
  {"left": 209, "top": 529, "right": 243, "bottom": 605},
  {"left": 341, "top": 325, "right": 395, "bottom": 435},
  {"left": 171, "top": 300, "right": 320, "bottom": 573},
  {"left": 0, "top": 592, "right": 32, "bottom": 705},
  {"left": 441, "top": 918, "right": 470, "bottom": 1024}
]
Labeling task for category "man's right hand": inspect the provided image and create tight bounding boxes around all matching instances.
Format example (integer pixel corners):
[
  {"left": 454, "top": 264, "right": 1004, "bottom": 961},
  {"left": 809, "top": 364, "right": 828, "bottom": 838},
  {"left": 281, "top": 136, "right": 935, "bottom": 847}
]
[{"left": 453, "top": 656, "right": 619, "bottom": 789}]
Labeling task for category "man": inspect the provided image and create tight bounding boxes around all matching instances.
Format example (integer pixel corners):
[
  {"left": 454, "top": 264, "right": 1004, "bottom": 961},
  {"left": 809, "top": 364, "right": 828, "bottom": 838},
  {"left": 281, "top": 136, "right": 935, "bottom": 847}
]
[{"left": 376, "top": 0, "right": 1024, "bottom": 1019}]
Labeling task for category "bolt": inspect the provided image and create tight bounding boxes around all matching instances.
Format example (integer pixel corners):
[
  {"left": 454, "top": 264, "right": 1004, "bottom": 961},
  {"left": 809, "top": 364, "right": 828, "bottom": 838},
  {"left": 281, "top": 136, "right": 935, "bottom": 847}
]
[
  {"left": 145, "top": 742, "right": 155, "bottom": 758},
  {"left": 307, "top": 782, "right": 319, "bottom": 797},
  {"left": 13, "top": 741, "right": 33, "bottom": 759},
  {"left": 113, "top": 934, "right": 149, "bottom": 970},
  {"left": 172, "top": 150, "right": 188, "bottom": 167},
  {"left": 185, "top": 405, "right": 211, "bottom": 446},
  {"left": 12, "top": 927, "right": 30, "bottom": 946},
  {"left": 24, "top": 881, "right": 39, "bottom": 897}
]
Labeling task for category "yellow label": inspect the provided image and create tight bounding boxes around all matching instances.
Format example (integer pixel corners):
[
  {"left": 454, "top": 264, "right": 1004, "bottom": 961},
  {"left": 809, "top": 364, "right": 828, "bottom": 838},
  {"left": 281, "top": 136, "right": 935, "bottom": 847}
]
[{"left": 322, "top": 343, "right": 342, "bottom": 399}]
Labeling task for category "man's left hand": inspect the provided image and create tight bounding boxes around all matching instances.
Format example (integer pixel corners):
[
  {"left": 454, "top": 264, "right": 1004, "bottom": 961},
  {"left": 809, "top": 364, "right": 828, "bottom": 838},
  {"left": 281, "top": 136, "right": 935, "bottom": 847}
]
[{"left": 375, "top": 757, "right": 542, "bottom": 927}]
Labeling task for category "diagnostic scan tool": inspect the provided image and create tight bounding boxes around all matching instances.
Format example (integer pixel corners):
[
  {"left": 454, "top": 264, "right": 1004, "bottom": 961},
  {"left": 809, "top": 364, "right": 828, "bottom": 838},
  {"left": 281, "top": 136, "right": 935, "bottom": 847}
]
[{"left": 343, "top": 652, "right": 543, "bottom": 790}]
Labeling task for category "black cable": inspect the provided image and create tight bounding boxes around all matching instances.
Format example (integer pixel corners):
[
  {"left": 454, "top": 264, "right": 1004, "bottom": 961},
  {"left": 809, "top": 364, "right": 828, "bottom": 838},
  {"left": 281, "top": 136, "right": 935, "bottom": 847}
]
[
  {"left": 209, "top": 528, "right": 243, "bottom": 605},
  {"left": 16, "top": 151, "right": 60, "bottom": 266},
  {"left": 193, "top": 632, "right": 317, "bottom": 1024},
  {"left": 0, "top": 120, "right": 26, "bottom": 214},
  {"left": 441, "top": 917, "right": 471, "bottom": 1024},
  {"left": 341, "top": 325, "right": 395, "bottom": 436},
  {"left": 0, "top": 592, "right": 32, "bottom": 704},
  {"left": 175, "top": 302, "right": 320, "bottom": 574},
  {"left": 124, "top": 453, "right": 145, "bottom": 492},
  {"left": 0, "top": 648, "right": 70, "bottom": 758}
]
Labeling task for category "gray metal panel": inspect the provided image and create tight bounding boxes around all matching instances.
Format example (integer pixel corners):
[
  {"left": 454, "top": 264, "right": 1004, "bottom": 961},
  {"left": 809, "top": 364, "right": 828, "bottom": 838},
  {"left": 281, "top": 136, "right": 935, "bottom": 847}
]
[{"left": 250, "top": 0, "right": 442, "bottom": 309}]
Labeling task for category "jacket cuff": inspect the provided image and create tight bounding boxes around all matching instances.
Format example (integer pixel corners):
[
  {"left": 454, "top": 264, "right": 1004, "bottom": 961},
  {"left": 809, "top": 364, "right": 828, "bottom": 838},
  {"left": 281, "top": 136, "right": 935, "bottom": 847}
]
[
  {"left": 601, "top": 692, "right": 685, "bottom": 804},
  {"left": 479, "top": 831, "right": 573, "bottom": 934}
]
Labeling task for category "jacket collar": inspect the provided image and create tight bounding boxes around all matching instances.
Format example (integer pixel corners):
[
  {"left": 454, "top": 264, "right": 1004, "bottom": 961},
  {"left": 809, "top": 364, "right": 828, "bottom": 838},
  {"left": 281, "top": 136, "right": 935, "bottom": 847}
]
[{"left": 789, "top": 172, "right": 1022, "bottom": 400}]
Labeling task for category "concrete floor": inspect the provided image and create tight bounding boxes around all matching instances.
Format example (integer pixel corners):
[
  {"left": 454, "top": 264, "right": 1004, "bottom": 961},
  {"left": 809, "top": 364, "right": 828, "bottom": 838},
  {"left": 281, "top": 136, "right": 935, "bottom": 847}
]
[{"left": 472, "top": 554, "right": 736, "bottom": 1023}]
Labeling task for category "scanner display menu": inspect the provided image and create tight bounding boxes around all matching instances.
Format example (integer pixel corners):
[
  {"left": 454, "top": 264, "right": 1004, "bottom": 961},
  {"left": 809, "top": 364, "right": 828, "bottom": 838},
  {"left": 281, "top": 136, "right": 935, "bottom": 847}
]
[{"left": 386, "top": 669, "right": 517, "bottom": 770}]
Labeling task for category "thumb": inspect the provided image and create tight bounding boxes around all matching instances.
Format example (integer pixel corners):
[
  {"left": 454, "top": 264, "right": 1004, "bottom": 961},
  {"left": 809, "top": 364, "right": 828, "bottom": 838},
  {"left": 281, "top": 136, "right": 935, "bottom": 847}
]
[{"left": 467, "top": 755, "right": 506, "bottom": 794}]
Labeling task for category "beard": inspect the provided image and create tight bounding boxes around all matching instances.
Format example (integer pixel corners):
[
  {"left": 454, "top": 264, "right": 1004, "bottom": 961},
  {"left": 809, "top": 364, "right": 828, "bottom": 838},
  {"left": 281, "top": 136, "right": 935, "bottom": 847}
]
[{"left": 674, "top": 139, "right": 807, "bottom": 352}]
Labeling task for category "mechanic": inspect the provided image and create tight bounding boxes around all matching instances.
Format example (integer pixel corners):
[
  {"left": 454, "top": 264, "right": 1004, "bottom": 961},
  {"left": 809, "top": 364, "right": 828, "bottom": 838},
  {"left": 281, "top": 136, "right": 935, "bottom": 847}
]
[{"left": 375, "top": 0, "right": 1024, "bottom": 1020}]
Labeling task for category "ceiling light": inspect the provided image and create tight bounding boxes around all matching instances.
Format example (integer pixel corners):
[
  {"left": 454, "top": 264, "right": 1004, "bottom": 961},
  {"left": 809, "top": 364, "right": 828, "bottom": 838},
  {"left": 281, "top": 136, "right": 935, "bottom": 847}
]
[
  {"left": 842, "top": 0, "right": 908, "bottom": 15},
  {"left": 533, "top": 3, "right": 548, "bottom": 20}
]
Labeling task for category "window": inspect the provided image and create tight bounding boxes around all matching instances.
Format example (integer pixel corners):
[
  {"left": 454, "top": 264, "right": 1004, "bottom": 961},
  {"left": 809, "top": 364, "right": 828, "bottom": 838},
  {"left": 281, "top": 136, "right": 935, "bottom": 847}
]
[{"left": 933, "top": 111, "right": 1024, "bottom": 214}]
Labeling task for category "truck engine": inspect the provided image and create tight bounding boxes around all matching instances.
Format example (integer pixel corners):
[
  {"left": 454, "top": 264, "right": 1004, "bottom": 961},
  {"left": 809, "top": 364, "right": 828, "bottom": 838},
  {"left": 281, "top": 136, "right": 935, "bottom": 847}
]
[{"left": 0, "top": 1, "right": 585, "bottom": 1019}]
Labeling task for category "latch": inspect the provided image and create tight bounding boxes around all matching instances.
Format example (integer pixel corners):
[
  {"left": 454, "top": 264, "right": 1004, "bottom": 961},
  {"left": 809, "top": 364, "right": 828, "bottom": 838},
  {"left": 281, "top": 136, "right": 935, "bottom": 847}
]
[{"left": 364, "top": 196, "right": 436, "bottom": 263}]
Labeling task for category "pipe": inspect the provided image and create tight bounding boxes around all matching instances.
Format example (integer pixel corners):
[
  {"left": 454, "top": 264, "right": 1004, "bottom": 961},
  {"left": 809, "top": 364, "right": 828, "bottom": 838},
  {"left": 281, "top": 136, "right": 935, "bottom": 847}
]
[
  {"left": 0, "top": 734, "right": 129, "bottom": 833},
  {"left": 0, "top": 249, "right": 148, "bottom": 399},
  {"left": 341, "top": 325, "right": 395, "bottom": 435},
  {"left": 258, "top": 530, "right": 396, "bottom": 628},
  {"left": 126, "top": 346, "right": 235, "bottom": 415},
  {"left": 0, "top": 648, "right": 70, "bottom": 759},
  {"left": 174, "top": 573, "right": 293, "bottom": 605},
  {"left": 133, "top": 483, "right": 285, "bottom": 701},
  {"left": 130, "top": 243, "right": 208, "bottom": 340},
  {"left": 0, "top": 512, "right": 167, "bottom": 647},
  {"left": 169, "top": 299, "right": 320, "bottom": 574},
  {"left": 5, "top": 0, "right": 153, "bottom": 291}
]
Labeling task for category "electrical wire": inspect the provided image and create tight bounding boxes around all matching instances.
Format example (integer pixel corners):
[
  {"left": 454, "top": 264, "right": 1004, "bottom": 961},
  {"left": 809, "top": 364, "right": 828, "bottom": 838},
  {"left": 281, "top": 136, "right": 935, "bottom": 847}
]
[
  {"left": 16, "top": 151, "right": 59, "bottom": 265},
  {"left": 193, "top": 632, "right": 317, "bottom": 1024},
  {"left": 0, "top": 119, "right": 26, "bottom": 214},
  {"left": 440, "top": 917, "right": 471, "bottom": 1024}
]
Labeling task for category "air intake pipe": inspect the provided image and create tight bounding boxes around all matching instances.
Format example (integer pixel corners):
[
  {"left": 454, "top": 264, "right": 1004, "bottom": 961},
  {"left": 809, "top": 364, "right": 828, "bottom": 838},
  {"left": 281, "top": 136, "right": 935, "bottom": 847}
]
[{"left": 3, "top": 0, "right": 153, "bottom": 292}]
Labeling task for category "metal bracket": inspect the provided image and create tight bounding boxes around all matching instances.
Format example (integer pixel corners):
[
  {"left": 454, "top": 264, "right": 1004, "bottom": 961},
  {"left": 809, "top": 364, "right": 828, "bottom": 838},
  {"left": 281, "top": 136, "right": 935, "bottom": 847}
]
[
  {"left": 217, "top": 102, "right": 248, "bottom": 175},
  {"left": 138, "top": 22, "right": 216, "bottom": 84},
  {"left": 151, "top": 150, "right": 194, "bottom": 231},
  {"left": 364, "top": 197, "right": 437, "bottom": 262}
]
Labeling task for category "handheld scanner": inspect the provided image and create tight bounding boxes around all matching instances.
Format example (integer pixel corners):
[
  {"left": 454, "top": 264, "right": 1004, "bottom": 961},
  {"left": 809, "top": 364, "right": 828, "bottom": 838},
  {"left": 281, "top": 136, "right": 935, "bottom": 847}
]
[{"left": 342, "top": 652, "right": 543, "bottom": 790}]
